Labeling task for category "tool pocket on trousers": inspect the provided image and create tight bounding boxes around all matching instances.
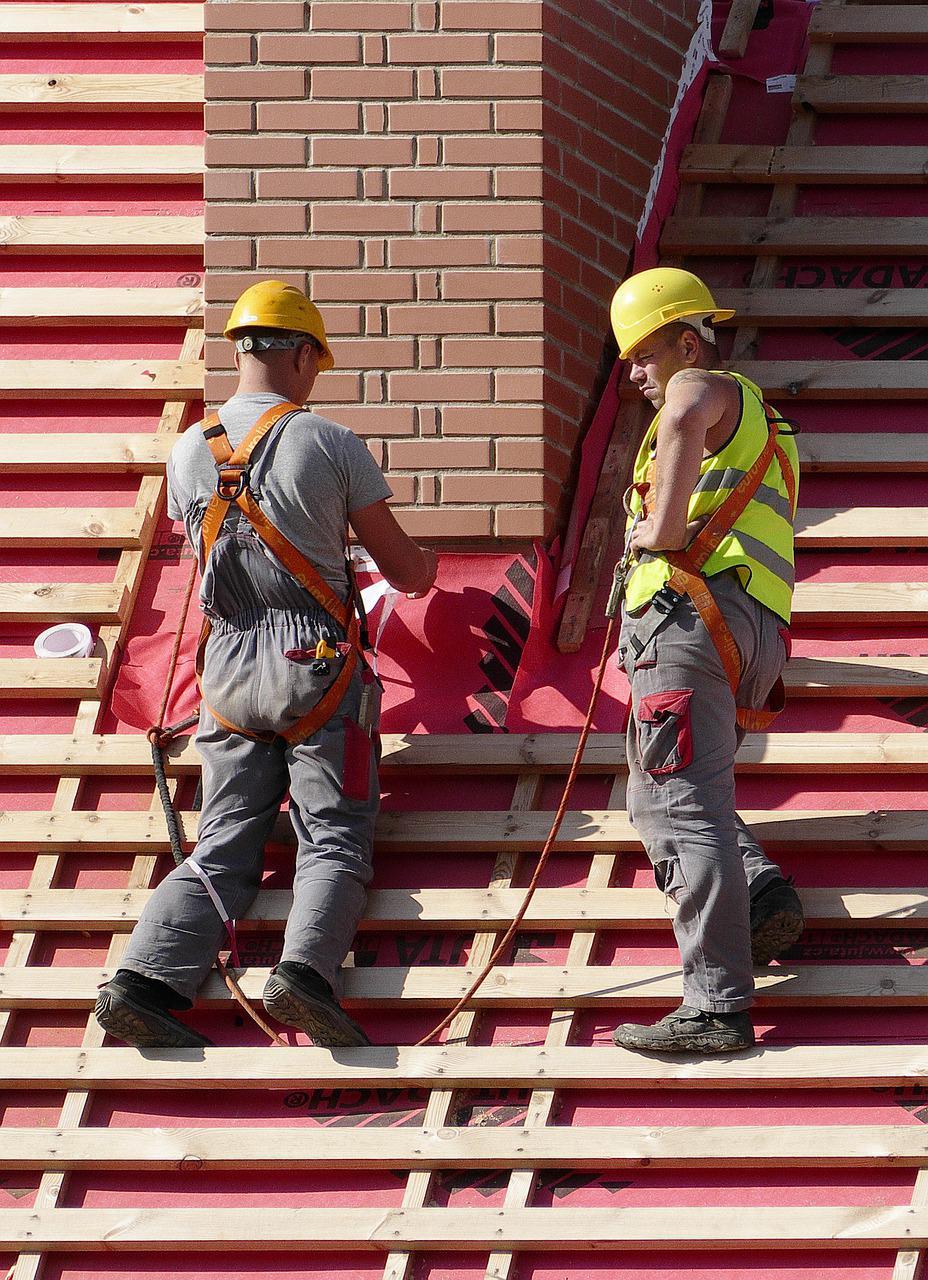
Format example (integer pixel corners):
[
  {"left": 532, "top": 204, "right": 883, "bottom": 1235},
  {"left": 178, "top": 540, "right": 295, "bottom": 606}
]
[
  {"left": 341, "top": 715, "right": 372, "bottom": 802},
  {"left": 636, "top": 688, "right": 693, "bottom": 776},
  {"left": 653, "top": 857, "right": 688, "bottom": 906}
]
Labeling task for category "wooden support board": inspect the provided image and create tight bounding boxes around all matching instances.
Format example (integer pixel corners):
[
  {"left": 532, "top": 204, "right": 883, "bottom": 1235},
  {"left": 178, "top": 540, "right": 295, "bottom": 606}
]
[
  {"left": 0, "top": 508, "right": 144, "bottom": 548},
  {"left": 0, "top": 289, "right": 201, "bottom": 326},
  {"left": 661, "top": 215, "right": 928, "bottom": 254},
  {"left": 0, "top": 74, "right": 203, "bottom": 109},
  {"left": 0, "top": 215, "right": 203, "bottom": 252},
  {"left": 798, "top": 75, "right": 928, "bottom": 113},
  {"left": 0, "top": 659, "right": 106, "bottom": 699},
  {"left": 617, "top": 361, "right": 928, "bottom": 399},
  {"left": 682, "top": 143, "right": 928, "bottom": 183},
  {"left": 0, "top": 4, "right": 204, "bottom": 40},
  {"left": 811, "top": 6, "right": 928, "bottom": 41},
  {"left": 713, "top": 291, "right": 928, "bottom": 329},
  {"left": 0, "top": 583, "right": 127, "bottom": 623},
  {"left": 0, "top": 432, "right": 179, "bottom": 469},
  {"left": 0, "top": 146, "right": 203, "bottom": 182},
  {"left": 0, "top": 360, "right": 203, "bottom": 398}
]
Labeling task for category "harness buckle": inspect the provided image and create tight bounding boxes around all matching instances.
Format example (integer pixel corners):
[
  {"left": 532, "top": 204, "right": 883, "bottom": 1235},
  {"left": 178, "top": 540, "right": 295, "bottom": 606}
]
[
  {"left": 216, "top": 465, "right": 250, "bottom": 500},
  {"left": 652, "top": 585, "right": 684, "bottom": 616}
]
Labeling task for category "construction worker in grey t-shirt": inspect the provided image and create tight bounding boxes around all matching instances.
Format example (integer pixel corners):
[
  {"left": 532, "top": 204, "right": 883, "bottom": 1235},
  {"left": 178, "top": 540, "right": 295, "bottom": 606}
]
[{"left": 96, "top": 281, "right": 437, "bottom": 1050}]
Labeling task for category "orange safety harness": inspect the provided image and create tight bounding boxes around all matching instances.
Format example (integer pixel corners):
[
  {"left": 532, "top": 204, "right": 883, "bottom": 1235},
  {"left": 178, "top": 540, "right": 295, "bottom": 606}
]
[
  {"left": 198, "top": 400, "right": 366, "bottom": 745},
  {"left": 633, "top": 403, "right": 798, "bottom": 732}
]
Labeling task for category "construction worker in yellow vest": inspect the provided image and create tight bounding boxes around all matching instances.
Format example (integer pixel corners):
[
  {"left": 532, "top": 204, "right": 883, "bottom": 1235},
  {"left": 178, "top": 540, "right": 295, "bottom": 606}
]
[
  {"left": 96, "top": 281, "right": 436, "bottom": 1050},
  {"left": 608, "top": 267, "right": 803, "bottom": 1055}
]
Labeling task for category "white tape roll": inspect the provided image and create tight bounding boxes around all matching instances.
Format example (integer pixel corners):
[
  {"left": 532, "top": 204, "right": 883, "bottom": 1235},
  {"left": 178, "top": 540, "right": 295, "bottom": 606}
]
[{"left": 33, "top": 623, "right": 94, "bottom": 659}]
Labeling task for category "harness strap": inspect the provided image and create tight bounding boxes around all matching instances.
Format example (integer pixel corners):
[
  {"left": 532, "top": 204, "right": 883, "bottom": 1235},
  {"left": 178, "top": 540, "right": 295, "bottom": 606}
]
[
  {"left": 640, "top": 407, "right": 795, "bottom": 732},
  {"left": 196, "top": 404, "right": 363, "bottom": 745}
]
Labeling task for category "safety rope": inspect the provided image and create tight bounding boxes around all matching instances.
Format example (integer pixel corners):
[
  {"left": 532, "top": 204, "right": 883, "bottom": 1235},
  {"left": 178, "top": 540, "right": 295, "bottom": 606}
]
[
  {"left": 415, "top": 612, "right": 618, "bottom": 1048},
  {"left": 146, "top": 554, "right": 286, "bottom": 1046}
]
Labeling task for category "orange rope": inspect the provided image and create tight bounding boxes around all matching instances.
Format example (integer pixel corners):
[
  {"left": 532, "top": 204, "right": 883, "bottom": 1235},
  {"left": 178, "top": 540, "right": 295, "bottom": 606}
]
[{"left": 415, "top": 613, "right": 618, "bottom": 1047}]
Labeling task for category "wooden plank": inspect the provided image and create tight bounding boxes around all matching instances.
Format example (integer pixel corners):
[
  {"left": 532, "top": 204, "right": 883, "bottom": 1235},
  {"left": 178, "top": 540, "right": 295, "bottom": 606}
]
[
  {"left": 0, "top": 215, "right": 203, "bottom": 252},
  {"left": 794, "top": 582, "right": 928, "bottom": 618},
  {"left": 799, "top": 75, "right": 928, "bottom": 113},
  {"left": 785, "top": 656, "right": 928, "bottom": 696},
  {"left": 717, "top": 0, "right": 763, "bottom": 58},
  {"left": 5, "top": 1204, "right": 928, "bottom": 1250},
  {"left": 795, "top": 507, "right": 928, "bottom": 547},
  {"left": 811, "top": 6, "right": 928, "bottom": 41},
  {"left": 5, "top": 963, "right": 928, "bottom": 1008},
  {"left": 5, "top": 1123, "right": 928, "bottom": 1172},
  {"left": 683, "top": 143, "right": 928, "bottom": 184},
  {"left": 0, "top": 508, "right": 143, "bottom": 549},
  {"left": 799, "top": 432, "right": 928, "bottom": 471},
  {"left": 714, "top": 362, "right": 928, "bottom": 400},
  {"left": 661, "top": 215, "right": 928, "bottom": 255},
  {"left": 0, "top": 433, "right": 179, "bottom": 472},
  {"left": 0, "top": 74, "right": 203, "bottom": 110},
  {"left": 0, "top": 4, "right": 203, "bottom": 40},
  {"left": 0, "top": 584, "right": 126, "bottom": 624},
  {"left": 0, "top": 360, "right": 202, "bottom": 400},
  {"left": 0, "top": 288, "right": 201, "bottom": 326},
  {"left": 1, "top": 885, "right": 921, "bottom": 932},
  {"left": 0, "top": 145, "right": 203, "bottom": 183},
  {"left": 0, "top": 659, "right": 105, "bottom": 699},
  {"left": 0, "top": 808, "right": 925, "bottom": 853},
  {"left": 13, "top": 732, "right": 928, "bottom": 778},
  {"left": 1, "top": 1043, "right": 925, "bottom": 1091}
]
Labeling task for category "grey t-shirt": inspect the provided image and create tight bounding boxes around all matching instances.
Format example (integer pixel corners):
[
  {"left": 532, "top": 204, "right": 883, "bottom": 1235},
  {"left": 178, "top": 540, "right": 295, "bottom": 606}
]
[{"left": 167, "top": 392, "right": 391, "bottom": 604}]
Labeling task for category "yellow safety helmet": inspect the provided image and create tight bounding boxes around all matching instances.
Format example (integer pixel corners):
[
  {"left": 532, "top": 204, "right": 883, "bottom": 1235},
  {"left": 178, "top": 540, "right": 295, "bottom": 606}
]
[
  {"left": 610, "top": 267, "right": 734, "bottom": 359},
  {"left": 224, "top": 280, "right": 334, "bottom": 371}
]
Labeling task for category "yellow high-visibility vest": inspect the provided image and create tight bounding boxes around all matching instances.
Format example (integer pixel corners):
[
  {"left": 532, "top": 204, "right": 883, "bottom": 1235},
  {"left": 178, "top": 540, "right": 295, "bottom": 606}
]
[{"left": 623, "top": 371, "right": 800, "bottom": 623}]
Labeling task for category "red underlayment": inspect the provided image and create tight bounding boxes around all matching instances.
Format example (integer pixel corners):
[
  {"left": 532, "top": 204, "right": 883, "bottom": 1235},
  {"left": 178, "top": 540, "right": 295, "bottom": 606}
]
[{"left": 3, "top": 1, "right": 928, "bottom": 1276}]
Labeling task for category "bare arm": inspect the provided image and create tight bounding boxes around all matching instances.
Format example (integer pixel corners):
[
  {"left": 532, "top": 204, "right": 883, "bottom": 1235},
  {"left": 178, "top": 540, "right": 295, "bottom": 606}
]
[
  {"left": 631, "top": 370, "right": 730, "bottom": 553},
  {"left": 349, "top": 499, "right": 437, "bottom": 596}
]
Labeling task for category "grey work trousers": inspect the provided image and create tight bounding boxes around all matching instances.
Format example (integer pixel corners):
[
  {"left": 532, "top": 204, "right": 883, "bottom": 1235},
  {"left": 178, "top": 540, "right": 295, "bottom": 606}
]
[
  {"left": 121, "top": 661, "right": 379, "bottom": 1004},
  {"left": 619, "top": 570, "right": 788, "bottom": 1014}
]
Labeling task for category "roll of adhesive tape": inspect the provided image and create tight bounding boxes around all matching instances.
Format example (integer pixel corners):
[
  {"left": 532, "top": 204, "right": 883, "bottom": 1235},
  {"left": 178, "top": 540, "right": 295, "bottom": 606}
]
[{"left": 33, "top": 622, "right": 94, "bottom": 659}]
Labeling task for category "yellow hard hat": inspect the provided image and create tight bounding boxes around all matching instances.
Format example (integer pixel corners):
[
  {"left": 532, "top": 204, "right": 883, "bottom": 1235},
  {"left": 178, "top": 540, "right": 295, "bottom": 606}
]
[
  {"left": 610, "top": 267, "right": 734, "bottom": 359},
  {"left": 224, "top": 280, "right": 334, "bottom": 371}
]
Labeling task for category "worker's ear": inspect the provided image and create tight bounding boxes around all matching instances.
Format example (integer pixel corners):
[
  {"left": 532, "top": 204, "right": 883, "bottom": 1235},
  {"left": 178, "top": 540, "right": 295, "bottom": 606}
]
[
  {"left": 679, "top": 326, "right": 701, "bottom": 366},
  {"left": 233, "top": 348, "right": 241, "bottom": 372}
]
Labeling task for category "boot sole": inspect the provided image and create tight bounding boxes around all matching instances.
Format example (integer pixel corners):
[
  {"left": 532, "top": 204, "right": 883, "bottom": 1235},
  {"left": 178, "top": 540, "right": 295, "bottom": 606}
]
[
  {"left": 94, "top": 989, "right": 212, "bottom": 1050},
  {"left": 751, "top": 906, "right": 804, "bottom": 967},
  {"left": 612, "top": 1028, "right": 754, "bottom": 1055},
  {"left": 263, "top": 975, "right": 370, "bottom": 1048}
]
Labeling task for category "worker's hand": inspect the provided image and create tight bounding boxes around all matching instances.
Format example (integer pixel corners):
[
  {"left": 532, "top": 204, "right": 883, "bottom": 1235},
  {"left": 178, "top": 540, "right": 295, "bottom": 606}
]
[
  {"left": 406, "top": 547, "right": 438, "bottom": 598},
  {"left": 631, "top": 514, "right": 708, "bottom": 554}
]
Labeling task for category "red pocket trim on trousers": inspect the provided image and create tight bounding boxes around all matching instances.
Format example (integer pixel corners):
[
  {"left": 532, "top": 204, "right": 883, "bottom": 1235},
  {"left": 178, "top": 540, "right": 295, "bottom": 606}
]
[{"left": 636, "top": 688, "right": 694, "bottom": 776}]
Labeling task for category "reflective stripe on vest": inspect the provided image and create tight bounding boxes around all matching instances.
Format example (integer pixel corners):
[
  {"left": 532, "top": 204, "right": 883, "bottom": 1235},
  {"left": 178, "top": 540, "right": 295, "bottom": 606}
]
[{"left": 623, "top": 371, "right": 799, "bottom": 624}]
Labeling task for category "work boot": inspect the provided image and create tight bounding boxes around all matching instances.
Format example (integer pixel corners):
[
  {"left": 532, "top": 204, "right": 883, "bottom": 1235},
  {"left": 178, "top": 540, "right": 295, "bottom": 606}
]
[
  {"left": 263, "top": 962, "right": 371, "bottom": 1048},
  {"left": 750, "top": 876, "right": 804, "bottom": 966},
  {"left": 612, "top": 1005, "right": 755, "bottom": 1055},
  {"left": 95, "top": 971, "right": 212, "bottom": 1050}
]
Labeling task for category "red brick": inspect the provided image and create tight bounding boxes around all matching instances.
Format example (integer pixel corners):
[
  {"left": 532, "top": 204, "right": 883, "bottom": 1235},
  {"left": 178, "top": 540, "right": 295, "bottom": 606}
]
[
  {"left": 204, "top": 169, "right": 253, "bottom": 200},
  {"left": 442, "top": 269, "right": 542, "bottom": 300},
  {"left": 206, "top": 135, "right": 306, "bottom": 167},
  {"left": 495, "top": 370, "right": 543, "bottom": 400},
  {"left": 388, "top": 237, "right": 490, "bottom": 267},
  {"left": 204, "top": 237, "right": 253, "bottom": 269},
  {"left": 306, "top": 372, "right": 362, "bottom": 403},
  {"left": 386, "top": 32, "right": 488, "bottom": 61},
  {"left": 317, "top": 305, "right": 363, "bottom": 334},
  {"left": 388, "top": 438, "right": 491, "bottom": 468},
  {"left": 311, "top": 67, "right": 414, "bottom": 98},
  {"left": 495, "top": 100, "right": 542, "bottom": 131},
  {"left": 205, "top": 33, "right": 254, "bottom": 65},
  {"left": 442, "top": 472, "right": 544, "bottom": 503},
  {"left": 205, "top": 336, "right": 235, "bottom": 370},
  {"left": 257, "top": 101, "right": 360, "bottom": 130},
  {"left": 206, "top": 2, "right": 307, "bottom": 31},
  {"left": 205, "top": 67, "right": 306, "bottom": 99},
  {"left": 417, "top": 66, "right": 437, "bottom": 96},
  {"left": 416, "top": 136, "right": 439, "bottom": 165},
  {"left": 441, "top": 406, "right": 544, "bottom": 435},
  {"left": 387, "top": 304, "right": 490, "bottom": 335},
  {"left": 204, "top": 101, "right": 254, "bottom": 132},
  {"left": 317, "top": 405, "right": 415, "bottom": 435},
  {"left": 442, "top": 134, "right": 542, "bottom": 165},
  {"left": 364, "top": 170, "right": 386, "bottom": 199},
  {"left": 205, "top": 272, "right": 305, "bottom": 303},
  {"left": 364, "top": 33, "right": 386, "bottom": 62},
  {"left": 363, "top": 102, "right": 386, "bottom": 130},
  {"left": 385, "top": 475, "right": 417, "bottom": 504},
  {"left": 258, "top": 32, "right": 360, "bottom": 62},
  {"left": 311, "top": 136, "right": 414, "bottom": 166},
  {"left": 495, "top": 167, "right": 543, "bottom": 198},
  {"left": 312, "top": 271, "right": 415, "bottom": 301},
  {"left": 206, "top": 371, "right": 237, "bottom": 403},
  {"left": 415, "top": 2, "right": 437, "bottom": 31},
  {"left": 496, "top": 302, "right": 543, "bottom": 332},
  {"left": 494, "top": 32, "right": 542, "bottom": 60},
  {"left": 387, "top": 100, "right": 491, "bottom": 131},
  {"left": 394, "top": 507, "right": 493, "bottom": 537},
  {"left": 441, "top": 2, "right": 542, "bottom": 30},
  {"left": 441, "top": 66, "right": 541, "bottom": 97},
  {"left": 205, "top": 203, "right": 307, "bottom": 234},
  {"left": 310, "top": 2, "right": 412, "bottom": 30},
  {"left": 256, "top": 169, "right": 358, "bottom": 199},
  {"left": 496, "top": 438, "right": 545, "bottom": 469},
  {"left": 495, "top": 505, "right": 549, "bottom": 538},
  {"left": 442, "top": 337, "right": 544, "bottom": 366},
  {"left": 256, "top": 238, "right": 362, "bottom": 268},
  {"left": 333, "top": 338, "right": 416, "bottom": 368},
  {"left": 388, "top": 168, "right": 491, "bottom": 199},
  {"left": 312, "top": 203, "right": 414, "bottom": 234},
  {"left": 387, "top": 371, "right": 491, "bottom": 401},
  {"left": 496, "top": 235, "right": 543, "bottom": 265},
  {"left": 442, "top": 203, "right": 543, "bottom": 232}
]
